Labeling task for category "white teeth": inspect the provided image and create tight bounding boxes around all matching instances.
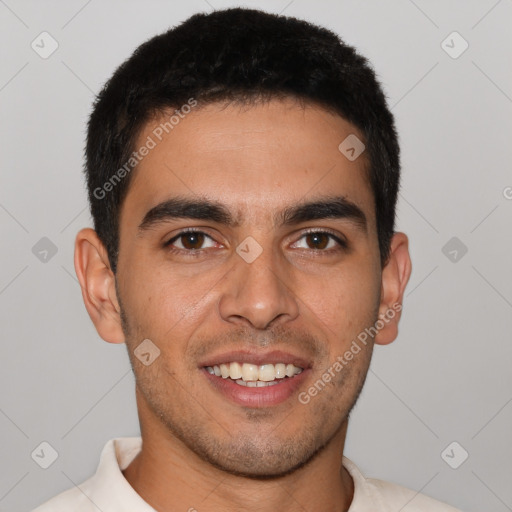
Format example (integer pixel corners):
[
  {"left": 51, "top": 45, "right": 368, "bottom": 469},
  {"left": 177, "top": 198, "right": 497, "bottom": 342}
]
[
  {"left": 241, "top": 363, "right": 259, "bottom": 382},
  {"left": 235, "top": 378, "right": 280, "bottom": 388},
  {"left": 285, "top": 364, "right": 296, "bottom": 377},
  {"left": 207, "top": 362, "right": 304, "bottom": 383},
  {"left": 220, "top": 363, "right": 230, "bottom": 379},
  {"left": 229, "top": 362, "right": 243, "bottom": 380},
  {"left": 274, "top": 363, "right": 286, "bottom": 378},
  {"left": 258, "top": 364, "right": 275, "bottom": 382}
]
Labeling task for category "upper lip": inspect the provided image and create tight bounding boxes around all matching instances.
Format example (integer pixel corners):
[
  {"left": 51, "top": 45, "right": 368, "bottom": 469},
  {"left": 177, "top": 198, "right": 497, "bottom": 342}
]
[{"left": 198, "top": 349, "right": 312, "bottom": 369}]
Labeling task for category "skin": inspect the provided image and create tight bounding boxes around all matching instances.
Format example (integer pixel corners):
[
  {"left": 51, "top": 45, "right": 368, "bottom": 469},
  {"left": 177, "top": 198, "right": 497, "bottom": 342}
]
[{"left": 75, "top": 97, "right": 411, "bottom": 512}]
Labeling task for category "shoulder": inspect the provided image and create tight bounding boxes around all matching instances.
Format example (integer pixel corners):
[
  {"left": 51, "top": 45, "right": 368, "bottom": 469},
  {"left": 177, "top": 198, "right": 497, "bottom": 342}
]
[
  {"left": 31, "top": 437, "right": 144, "bottom": 512},
  {"left": 343, "top": 457, "right": 462, "bottom": 512},
  {"left": 366, "top": 477, "right": 462, "bottom": 511}
]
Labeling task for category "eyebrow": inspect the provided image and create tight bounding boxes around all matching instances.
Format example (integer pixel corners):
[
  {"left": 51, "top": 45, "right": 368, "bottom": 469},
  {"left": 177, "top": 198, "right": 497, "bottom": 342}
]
[{"left": 137, "top": 195, "right": 367, "bottom": 234}]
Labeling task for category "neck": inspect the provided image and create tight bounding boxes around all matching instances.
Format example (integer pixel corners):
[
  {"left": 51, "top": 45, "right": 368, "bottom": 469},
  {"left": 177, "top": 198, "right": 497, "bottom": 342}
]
[{"left": 122, "top": 392, "right": 354, "bottom": 512}]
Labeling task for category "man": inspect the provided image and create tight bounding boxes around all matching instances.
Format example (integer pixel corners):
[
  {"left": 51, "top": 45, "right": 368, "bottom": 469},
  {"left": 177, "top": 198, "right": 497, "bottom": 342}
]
[{"left": 33, "top": 7, "right": 461, "bottom": 511}]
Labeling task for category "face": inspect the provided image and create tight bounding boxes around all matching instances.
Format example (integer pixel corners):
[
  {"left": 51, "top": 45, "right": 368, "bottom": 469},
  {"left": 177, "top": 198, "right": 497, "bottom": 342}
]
[{"left": 113, "top": 98, "right": 384, "bottom": 477}]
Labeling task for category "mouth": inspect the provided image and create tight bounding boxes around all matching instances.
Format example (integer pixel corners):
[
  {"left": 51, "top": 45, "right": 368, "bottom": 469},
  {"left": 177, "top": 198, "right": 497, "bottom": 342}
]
[
  {"left": 199, "top": 351, "right": 311, "bottom": 407},
  {"left": 205, "top": 362, "right": 303, "bottom": 387}
]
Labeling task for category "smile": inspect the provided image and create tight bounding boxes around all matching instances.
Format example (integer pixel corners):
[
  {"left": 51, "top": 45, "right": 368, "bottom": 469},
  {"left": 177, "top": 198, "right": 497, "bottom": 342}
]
[{"left": 205, "top": 362, "right": 303, "bottom": 387}]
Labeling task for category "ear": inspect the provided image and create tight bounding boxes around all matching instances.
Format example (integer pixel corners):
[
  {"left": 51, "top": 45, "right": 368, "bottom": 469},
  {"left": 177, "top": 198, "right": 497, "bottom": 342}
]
[
  {"left": 373, "top": 232, "right": 412, "bottom": 346},
  {"left": 74, "top": 228, "right": 125, "bottom": 344}
]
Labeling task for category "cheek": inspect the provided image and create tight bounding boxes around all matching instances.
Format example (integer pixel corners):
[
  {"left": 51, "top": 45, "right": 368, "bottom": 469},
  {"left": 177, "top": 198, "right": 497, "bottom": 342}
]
[
  {"left": 120, "top": 256, "right": 225, "bottom": 340},
  {"left": 300, "top": 264, "right": 380, "bottom": 345}
]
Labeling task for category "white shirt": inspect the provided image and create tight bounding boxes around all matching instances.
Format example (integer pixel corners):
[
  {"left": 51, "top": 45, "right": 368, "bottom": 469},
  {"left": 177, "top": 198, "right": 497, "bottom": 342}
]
[{"left": 32, "top": 437, "right": 461, "bottom": 511}]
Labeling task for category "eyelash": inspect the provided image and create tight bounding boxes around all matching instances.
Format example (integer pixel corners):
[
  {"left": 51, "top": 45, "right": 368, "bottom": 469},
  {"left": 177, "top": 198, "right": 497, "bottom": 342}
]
[{"left": 163, "top": 228, "right": 348, "bottom": 256}]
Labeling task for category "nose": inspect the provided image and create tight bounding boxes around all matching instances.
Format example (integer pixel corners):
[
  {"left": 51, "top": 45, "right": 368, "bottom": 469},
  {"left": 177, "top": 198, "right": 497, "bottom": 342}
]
[{"left": 218, "top": 244, "right": 300, "bottom": 330}]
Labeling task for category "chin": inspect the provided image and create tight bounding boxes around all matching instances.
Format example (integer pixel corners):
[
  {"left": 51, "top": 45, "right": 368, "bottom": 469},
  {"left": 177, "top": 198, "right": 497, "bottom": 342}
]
[{"left": 192, "top": 431, "right": 328, "bottom": 480}]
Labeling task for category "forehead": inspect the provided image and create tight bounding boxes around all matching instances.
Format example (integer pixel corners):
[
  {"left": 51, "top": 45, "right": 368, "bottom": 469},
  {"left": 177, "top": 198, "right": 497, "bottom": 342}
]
[{"left": 121, "top": 98, "right": 375, "bottom": 229}]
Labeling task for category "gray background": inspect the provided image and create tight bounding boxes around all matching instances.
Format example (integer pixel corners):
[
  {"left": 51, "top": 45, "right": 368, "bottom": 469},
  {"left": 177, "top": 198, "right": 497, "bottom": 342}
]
[{"left": 1, "top": 1, "right": 511, "bottom": 511}]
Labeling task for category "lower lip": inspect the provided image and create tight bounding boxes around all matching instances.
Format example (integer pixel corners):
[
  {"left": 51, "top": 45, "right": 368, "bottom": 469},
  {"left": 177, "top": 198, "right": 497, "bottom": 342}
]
[{"left": 202, "top": 368, "right": 310, "bottom": 407}]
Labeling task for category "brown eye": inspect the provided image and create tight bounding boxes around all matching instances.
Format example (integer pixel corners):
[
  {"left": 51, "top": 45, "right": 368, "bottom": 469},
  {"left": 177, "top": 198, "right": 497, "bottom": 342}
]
[
  {"left": 165, "top": 230, "right": 217, "bottom": 251},
  {"left": 305, "top": 232, "right": 330, "bottom": 250},
  {"left": 180, "top": 232, "right": 205, "bottom": 250},
  {"left": 291, "top": 231, "right": 347, "bottom": 252}
]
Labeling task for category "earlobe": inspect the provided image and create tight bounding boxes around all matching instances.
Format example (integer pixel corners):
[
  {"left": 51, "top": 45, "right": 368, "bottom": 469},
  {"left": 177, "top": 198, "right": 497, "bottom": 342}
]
[
  {"left": 374, "top": 232, "right": 412, "bottom": 346},
  {"left": 74, "top": 228, "right": 125, "bottom": 344}
]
